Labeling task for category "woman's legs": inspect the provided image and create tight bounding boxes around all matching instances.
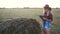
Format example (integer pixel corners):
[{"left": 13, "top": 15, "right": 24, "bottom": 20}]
[
  {"left": 43, "top": 21, "right": 51, "bottom": 34},
  {"left": 43, "top": 28, "right": 46, "bottom": 34},
  {"left": 45, "top": 28, "right": 50, "bottom": 34}
]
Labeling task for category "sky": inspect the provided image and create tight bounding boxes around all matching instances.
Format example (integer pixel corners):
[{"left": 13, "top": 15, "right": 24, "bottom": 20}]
[{"left": 0, "top": 0, "right": 60, "bottom": 8}]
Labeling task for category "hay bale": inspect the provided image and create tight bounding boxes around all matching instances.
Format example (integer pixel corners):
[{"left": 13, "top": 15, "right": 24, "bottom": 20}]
[{"left": 0, "top": 18, "right": 41, "bottom": 34}]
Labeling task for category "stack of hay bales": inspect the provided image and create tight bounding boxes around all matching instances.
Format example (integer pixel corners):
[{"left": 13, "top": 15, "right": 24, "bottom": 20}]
[{"left": 0, "top": 18, "right": 41, "bottom": 34}]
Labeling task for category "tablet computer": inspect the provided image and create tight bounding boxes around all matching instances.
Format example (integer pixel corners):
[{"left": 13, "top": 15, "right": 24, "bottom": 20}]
[{"left": 39, "top": 15, "right": 44, "bottom": 20}]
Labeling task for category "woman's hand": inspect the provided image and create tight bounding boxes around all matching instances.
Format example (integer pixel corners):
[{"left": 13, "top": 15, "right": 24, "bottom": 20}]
[
  {"left": 43, "top": 17, "right": 51, "bottom": 21},
  {"left": 43, "top": 17, "right": 47, "bottom": 20}
]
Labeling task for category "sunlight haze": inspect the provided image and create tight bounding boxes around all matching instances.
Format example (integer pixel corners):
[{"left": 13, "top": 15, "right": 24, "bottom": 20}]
[{"left": 0, "top": 0, "right": 60, "bottom": 8}]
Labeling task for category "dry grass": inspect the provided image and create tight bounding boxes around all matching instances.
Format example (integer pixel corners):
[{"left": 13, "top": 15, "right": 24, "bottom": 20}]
[{"left": 0, "top": 8, "right": 60, "bottom": 34}]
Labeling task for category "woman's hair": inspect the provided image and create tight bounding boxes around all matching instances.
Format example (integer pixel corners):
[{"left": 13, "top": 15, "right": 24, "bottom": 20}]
[{"left": 49, "top": 7, "right": 52, "bottom": 11}]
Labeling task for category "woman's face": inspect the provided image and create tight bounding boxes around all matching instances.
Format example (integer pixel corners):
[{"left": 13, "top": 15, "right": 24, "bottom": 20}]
[{"left": 44, "top": 9, "right": 49, "bottom": 12}]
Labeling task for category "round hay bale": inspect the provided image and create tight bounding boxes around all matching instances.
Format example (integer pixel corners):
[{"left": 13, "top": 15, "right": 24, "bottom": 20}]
[{"left": 0, "top": 18, "right": 41, "bottom": 34}]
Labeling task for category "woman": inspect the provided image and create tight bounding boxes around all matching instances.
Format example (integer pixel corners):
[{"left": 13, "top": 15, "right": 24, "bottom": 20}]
[{"left": 42, "top": 4, "right": 53, "bottom": 34}]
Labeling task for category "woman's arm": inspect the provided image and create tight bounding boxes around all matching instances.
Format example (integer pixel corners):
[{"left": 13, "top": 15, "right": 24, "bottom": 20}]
[{"left": 43, "top": 17, "right": 53, "bottom": 22}]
